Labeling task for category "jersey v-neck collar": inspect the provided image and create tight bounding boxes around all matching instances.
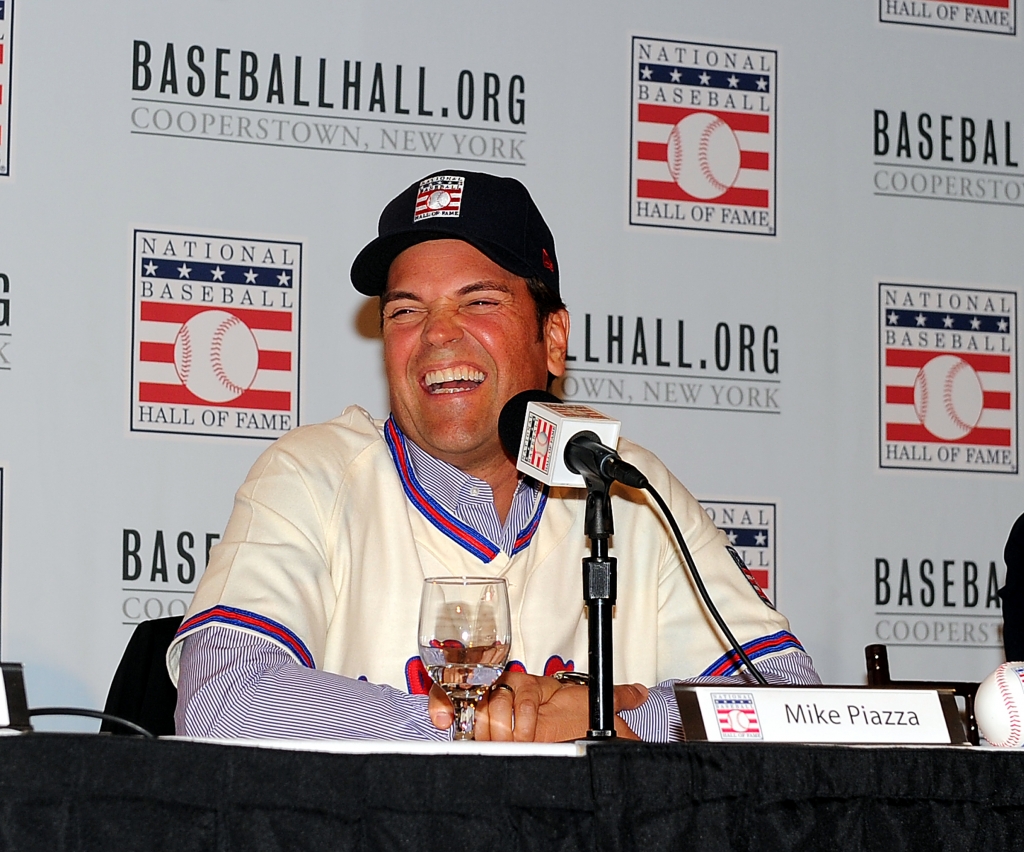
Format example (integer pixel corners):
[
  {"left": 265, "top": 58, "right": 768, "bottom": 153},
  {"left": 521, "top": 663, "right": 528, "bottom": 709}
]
[{"left": 383, "top": 416, "right": 548, "bottom": 563}]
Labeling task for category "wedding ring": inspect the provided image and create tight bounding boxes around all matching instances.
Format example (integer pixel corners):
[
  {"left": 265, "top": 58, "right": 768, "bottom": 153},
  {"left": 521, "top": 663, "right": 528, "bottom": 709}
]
[{"left": 490, "top": 683, "right": 515, "bottom": 698}]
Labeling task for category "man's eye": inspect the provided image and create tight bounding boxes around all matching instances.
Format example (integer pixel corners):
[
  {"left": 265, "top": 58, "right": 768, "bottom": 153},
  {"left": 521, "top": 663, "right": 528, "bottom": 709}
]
[{"left": 386, "top": 306, "right": 420, "bottom": 319}]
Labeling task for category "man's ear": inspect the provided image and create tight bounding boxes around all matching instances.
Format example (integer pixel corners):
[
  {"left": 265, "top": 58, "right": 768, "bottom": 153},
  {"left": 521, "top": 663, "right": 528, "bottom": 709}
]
[{"left": 544, "top": 309, "right": 570, "bottom": 378}]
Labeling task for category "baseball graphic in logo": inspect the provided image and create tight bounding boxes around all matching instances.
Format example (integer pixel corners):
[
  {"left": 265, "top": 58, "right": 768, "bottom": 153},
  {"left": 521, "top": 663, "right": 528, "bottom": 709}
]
[
  {"left": 427, "top": 190, "right": 452, "bottom": 210},
  {"left": 414, "top": 175, "right": 465, "bottom": 221},
  {"left": 879, "top": 282, "right": 1017, "bottom": 473},
  {"left": 666, "top": 113, "right": 741, "bottom": 200},
  {"left": 912, "top": 355, "right": 984, "bottom": 441},
  {"left": 630, "top": 36, "right": 776, "bottom": 236},
  {"left": 174, "top": 310, "right": 259, "bottom": 404},
  {"left": 131, "top": 230, "right": 302, "bottom": 440}
]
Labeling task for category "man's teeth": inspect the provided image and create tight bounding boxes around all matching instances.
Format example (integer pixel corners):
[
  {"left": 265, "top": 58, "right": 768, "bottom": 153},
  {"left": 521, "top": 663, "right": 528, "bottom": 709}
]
[{"left": 424, "top": 366, "right": 485, "bottom": 393}]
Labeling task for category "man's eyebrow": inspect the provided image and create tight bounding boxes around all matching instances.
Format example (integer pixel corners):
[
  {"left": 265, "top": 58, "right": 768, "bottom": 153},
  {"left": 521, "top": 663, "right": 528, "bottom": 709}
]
[
  {"left": 381, "top": 290, "right": 420, "bottom": 306},
  {"left": 381, "top": 281, "right": 513, "bottom": 306},
  {"left": 457, "top": 281, "right": 513, "bottom": 297}
]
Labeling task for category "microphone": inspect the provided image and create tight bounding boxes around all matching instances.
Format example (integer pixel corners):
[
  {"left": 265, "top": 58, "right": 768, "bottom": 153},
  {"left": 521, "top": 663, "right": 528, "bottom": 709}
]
[{"left": 498, "top": 390, "right": 648, "bottom": 489}]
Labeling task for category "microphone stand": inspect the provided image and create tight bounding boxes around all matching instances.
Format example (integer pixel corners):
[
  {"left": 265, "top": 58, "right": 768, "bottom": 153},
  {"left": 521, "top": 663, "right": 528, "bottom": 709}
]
[{"left": 581, "top": 471, "right": 617, "bottom": 739}]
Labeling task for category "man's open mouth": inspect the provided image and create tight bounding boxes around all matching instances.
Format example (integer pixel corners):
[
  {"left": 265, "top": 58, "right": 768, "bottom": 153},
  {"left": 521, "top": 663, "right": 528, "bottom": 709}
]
[{"left": 424, "top": 366, "right": 486, "bottom": 394}]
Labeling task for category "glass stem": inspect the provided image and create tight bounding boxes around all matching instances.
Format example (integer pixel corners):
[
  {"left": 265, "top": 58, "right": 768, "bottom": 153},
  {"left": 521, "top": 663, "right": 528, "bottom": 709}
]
[{"left": 453, "top": 697, "right": 477, "bottom": 740}]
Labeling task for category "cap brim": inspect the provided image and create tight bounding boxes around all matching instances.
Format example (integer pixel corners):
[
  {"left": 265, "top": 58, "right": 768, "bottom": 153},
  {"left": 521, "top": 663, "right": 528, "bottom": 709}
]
[{"left": 350, "top": 230, "right": 536, "bottom": 297}]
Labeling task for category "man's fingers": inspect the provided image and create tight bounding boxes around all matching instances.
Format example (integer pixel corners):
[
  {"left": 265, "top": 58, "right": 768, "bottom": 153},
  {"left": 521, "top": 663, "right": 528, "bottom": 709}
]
[
  {"left": 511, "top": 687, "right": 540, "bottom": 742},
  {"left": 480, "top": 683, "right": 516, "bottom": 741},
  {"left": 428, "top": 683, "right": 454, "bottom": 730},
  {"left": 612, "top": 683, "right": 649, "bottom": 713}
]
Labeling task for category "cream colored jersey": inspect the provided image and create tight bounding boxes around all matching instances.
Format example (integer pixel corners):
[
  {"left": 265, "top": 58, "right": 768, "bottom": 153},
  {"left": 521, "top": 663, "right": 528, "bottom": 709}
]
[{"left": 168, "top": 406, "right": 802, "bottom": 692}]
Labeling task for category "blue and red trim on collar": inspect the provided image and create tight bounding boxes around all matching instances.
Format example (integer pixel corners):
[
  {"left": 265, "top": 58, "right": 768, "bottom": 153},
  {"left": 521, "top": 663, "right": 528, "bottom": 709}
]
[
  {"left": 383, "top": 416, "right": 546, "bottom": 563},
  {"left": 176, "top": 605, "right": 315, "bottom": 669},
  {"left": 699, "top": 630, "right": 804, "bottom": 677}
]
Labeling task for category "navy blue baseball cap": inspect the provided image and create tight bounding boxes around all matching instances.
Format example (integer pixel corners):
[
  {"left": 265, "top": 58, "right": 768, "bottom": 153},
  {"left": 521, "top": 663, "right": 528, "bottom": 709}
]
[{"left": 350, "top": 170, "right": 559, "bottom": 297}]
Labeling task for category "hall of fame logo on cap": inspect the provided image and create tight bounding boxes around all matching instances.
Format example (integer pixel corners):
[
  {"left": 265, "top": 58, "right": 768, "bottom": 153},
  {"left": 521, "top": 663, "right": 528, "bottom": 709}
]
[
  {"left": 879, "top": 0, "right": 1015, "bottom": 36},
  {"left": 414, "top": 175, "right": 464, "bottom": 222},
  {"left": 701, "top": 500, "right": 776, "bottom": 605},
  {"left": 131, "top": 231, "right": 301, "bottom": 440},
  {"left": 630, "top": 37, "right": 776, "bottom": 236},
  {"left": 0, "top": 0, "right": 14, "bottom": 176},
  {"left": 713, "top": 693, "right": 762, "bottom": 739},
  {"left": 879, "top": 282, "right": 1017, "bottom": 474}
]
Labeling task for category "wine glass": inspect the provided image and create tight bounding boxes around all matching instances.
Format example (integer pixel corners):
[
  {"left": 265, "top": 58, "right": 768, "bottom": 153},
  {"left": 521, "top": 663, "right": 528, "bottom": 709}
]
[{"left": 418, "top": 577, "right": 511, "bottom": 740}]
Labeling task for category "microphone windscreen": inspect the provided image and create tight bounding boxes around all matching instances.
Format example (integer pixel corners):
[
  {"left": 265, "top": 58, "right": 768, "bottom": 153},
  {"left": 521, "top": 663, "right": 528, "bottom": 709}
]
[{"left": 498, "top": 389, "right": 561, "bottom": 458}]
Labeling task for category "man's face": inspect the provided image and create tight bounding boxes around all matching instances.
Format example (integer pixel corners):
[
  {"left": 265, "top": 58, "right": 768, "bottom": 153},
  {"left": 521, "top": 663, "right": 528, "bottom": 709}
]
[{"left": 382, "top": 239, "right": 568, "bottom": 474}]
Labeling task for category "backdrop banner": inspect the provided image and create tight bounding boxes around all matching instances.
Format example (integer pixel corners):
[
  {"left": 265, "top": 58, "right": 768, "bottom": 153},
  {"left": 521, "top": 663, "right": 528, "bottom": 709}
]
[{"left": 0, "top": 0, "right": 1020, "bottom": 717}]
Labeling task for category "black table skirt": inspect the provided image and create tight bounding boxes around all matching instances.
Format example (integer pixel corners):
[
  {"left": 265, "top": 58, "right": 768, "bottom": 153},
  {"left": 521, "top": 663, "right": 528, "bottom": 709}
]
[{"left": 1, "top": 734, "right": 1023, "bottom": 852}]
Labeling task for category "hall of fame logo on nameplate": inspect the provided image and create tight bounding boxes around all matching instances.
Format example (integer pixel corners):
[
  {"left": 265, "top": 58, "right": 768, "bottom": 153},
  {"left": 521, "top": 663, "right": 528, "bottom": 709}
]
[
  {"left": 700, "top": 499, "right": 777, "bottom": 605},
  {"left": 713, "top": 693, "right": 762, "bottom": 739},
  {"left": 630, "top": 36, "right": 776, "bottom": 236},
  {"left": 879, "top": 0, "right": 1015, "bottom": 36},
  {"left": 879, "top": 282, "right": 1017, "bottom": 474},
  {"left": 131, "top": 230, "right": 301, "bottom": 440},
  {"left": 0, "top": 0, "right": 14, "bottom": 176}
]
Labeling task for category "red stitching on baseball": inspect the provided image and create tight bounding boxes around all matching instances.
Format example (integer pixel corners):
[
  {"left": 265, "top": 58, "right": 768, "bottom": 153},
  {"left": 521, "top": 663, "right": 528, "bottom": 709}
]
[
  {"left": 698, "top": 119, "right": 729, "bottom": 193},
  {"left": 943, "top": 359, "right": 974, "bottom": 435},
  {"left": 915, "top": 367, "right": 928, "bottom": 422},
  {"left": 176, "top": 326, "right": 193, "bottom": 383},
  {"left": 994, "top": 664, "right": 1022, "bottom": 747},
  {"left": 211, "top": 316, "right": 247, "bottom": 396}
]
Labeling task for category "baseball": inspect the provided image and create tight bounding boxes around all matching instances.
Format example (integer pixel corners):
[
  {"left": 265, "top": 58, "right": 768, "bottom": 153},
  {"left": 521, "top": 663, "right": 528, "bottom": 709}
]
[
  {"left": 727, "top": 709, "right": 750, "bottom": 732},
  {"left": 427, "top": 190, "right": 451, "bottom": 209},
  {"left": 976, "top": 662, "right": 1024, "bottom": 747},
  {"left": 173, "top": 309, "right": 259, "bottom": 404},
  {"left": 666, "top": 112, "right": 741, "bottom": 200},
  {"left": 912, "top": 354, "right": 984, "bottom": 441}
]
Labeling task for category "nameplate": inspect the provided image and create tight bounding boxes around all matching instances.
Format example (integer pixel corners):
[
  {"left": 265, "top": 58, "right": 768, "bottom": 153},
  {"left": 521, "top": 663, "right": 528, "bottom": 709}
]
[{"left": 674, "top": 685, "right": 965, "bottom": 745}]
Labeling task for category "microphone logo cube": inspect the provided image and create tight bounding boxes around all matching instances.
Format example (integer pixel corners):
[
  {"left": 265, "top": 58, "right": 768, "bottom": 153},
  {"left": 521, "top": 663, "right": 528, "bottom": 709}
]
[
  {"left": 514, "top": 401, "right": 622, "bottom": 487},
  {"left": 522, "top": 412, "right": 556, "bottom": 475}
]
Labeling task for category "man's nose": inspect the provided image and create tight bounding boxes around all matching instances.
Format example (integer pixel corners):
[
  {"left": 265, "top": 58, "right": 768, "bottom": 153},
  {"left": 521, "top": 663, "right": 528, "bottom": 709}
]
[{"left": 422, "top": 306, "right": 464, "bottom": 347}]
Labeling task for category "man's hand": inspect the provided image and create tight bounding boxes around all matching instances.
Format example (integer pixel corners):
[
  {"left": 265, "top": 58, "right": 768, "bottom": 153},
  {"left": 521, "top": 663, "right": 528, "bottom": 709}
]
[{"left": 428, "top": 673, "right": 648, "bottom": 742}]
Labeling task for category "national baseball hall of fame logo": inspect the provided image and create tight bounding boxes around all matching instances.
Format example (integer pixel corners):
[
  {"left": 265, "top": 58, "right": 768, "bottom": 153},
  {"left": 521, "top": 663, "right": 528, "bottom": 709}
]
[
  {"left": 701, "top": 500, "right": 777, "bottom": 605},
  {"left": 630, "top": 37, "right": 776, "bottom": 236},
  {"left": 0, "top": 0, "right": 14, "bottom": 176},
  {"left": 713, "top": 693, "right": 762, "bottom": 739},
  {"left": 131, "top": 231, "right": 301, "bottom": 440},
  {"left": 879, "top": 283, "right": 1017, "bottom": 474}
]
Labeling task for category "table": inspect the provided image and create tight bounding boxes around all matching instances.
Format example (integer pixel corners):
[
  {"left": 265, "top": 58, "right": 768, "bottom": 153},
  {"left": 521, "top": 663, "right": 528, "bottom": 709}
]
[{"left": 1, "top": 733, "right": 1023, "bottom": 851}]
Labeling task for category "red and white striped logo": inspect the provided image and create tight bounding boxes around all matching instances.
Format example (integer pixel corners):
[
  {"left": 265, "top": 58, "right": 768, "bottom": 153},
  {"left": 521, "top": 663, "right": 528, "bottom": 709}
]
[
  {"left": 880, "top": 283, "right": 1017, "bottom": 474},
  {"left": 131, "top": 231, "right": 301, "bottom": 440},
  {"left": 414, "top": 175, "right": 465, "bottom": 222},
  {"left": 713, "top": 693, "right": 762, "bottom": 739},
  {"left": 521, "top": 413, "right": 556, "bottom": 474},
  {"left": 630, "top": 37, "right": 776, "bottom": 235}
]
